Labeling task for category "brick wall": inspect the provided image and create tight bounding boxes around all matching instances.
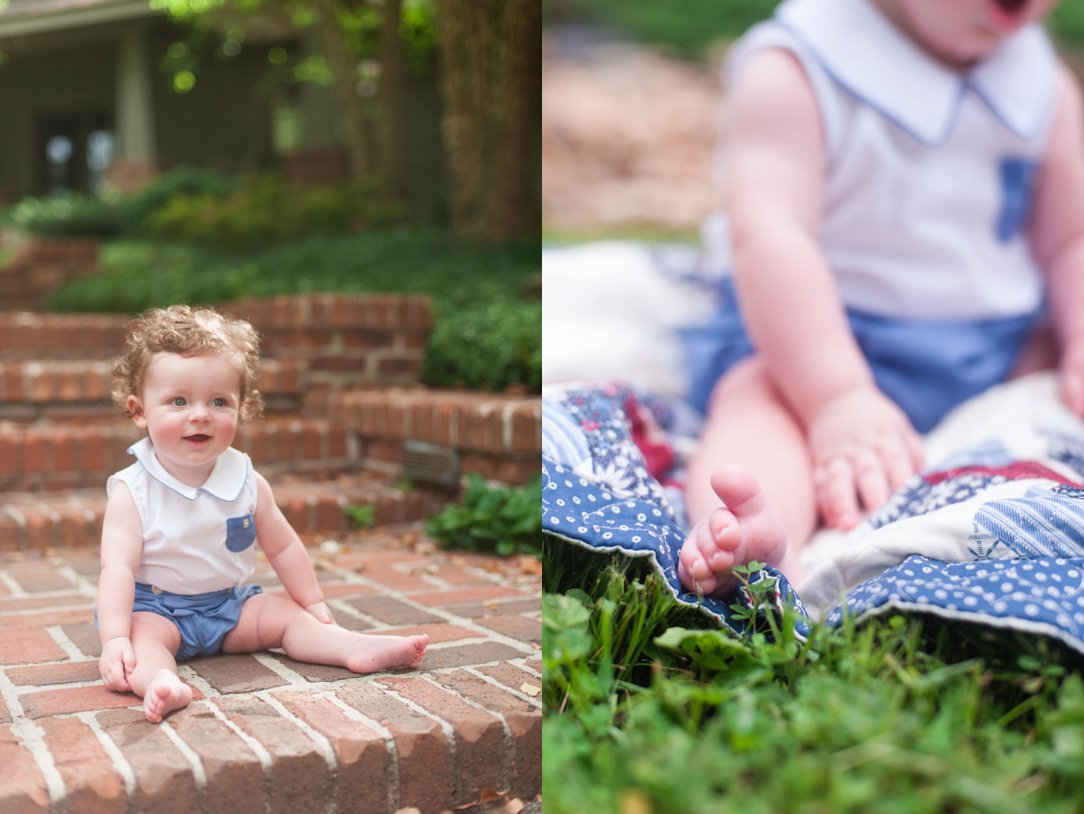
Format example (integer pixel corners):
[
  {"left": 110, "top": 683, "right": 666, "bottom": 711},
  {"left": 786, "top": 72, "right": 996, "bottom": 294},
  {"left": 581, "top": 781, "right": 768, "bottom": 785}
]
[
  {"left": 329, "top": 388, "right": 541, "bottom": 486},
  {"left": 227, "top": 294, "right": 432, "bottom": 390},
  {"left": 0, "top": 239, "right": 100, "bottom": 312}
]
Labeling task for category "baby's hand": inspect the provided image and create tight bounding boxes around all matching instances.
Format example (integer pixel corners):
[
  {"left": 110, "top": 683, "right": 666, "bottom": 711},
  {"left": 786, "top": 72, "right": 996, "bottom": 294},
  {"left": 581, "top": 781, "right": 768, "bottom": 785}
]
[
  {"left": 304, "top": 600, "right": 335, "bottom": 624},
  {"left": 807, "top": 387, "right": 924, "bottom": 530},
  {"left": 1059, "top": 344, "right": 1084, "bottom": 418},
  {"left": 99, "top": 636, "right": 135, "bottom": 692}
]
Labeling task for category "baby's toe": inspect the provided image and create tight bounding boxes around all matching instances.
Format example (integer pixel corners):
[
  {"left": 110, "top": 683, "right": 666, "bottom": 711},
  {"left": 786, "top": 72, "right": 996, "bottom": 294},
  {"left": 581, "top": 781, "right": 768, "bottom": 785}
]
[{"left": 707, "top": 507, "right": 743, "bottom": 553}]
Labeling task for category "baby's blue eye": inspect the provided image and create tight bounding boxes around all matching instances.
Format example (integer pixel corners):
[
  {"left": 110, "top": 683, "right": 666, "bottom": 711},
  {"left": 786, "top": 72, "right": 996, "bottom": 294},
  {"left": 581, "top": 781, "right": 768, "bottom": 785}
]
[
  {"left": 171, "top": 397, "right": 187, "bottom": 407},
  {"left": 212, "top": 398, "right": 227, "bottom": 408}
]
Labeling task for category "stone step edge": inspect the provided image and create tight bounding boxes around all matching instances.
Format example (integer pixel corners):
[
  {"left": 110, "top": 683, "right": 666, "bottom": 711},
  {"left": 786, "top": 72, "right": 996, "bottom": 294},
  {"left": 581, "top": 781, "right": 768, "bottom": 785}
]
[{"left": 0, "top": 477, "right": 444, "bottom": 552}]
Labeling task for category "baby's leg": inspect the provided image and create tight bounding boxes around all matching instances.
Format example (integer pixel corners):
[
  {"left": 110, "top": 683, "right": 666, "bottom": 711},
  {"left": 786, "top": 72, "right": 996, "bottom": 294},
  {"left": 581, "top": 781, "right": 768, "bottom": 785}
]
[
  {"left": 223, "top": 594, "right": 428, "bottom": 672},
  {"left": 127, "top": 612, "right": 193, "bottom": 723},
  {"left": 681, "top": 359, "right": 816, "bottom": 595}
]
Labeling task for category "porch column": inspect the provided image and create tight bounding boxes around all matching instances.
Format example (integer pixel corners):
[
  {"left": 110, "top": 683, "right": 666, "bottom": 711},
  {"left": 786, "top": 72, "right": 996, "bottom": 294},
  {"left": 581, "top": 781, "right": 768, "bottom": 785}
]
[{"left": 109, "top": 24, "right": 158, "bottom": 192}]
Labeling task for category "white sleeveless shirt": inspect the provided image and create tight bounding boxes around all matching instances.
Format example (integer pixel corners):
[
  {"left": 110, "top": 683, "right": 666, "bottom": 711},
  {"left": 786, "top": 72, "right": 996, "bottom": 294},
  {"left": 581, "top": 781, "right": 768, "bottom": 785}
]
[
  {"left": 108, "top": 437, "right": 260, "bottom": 594},
  {"left": 723, "top": 0, "right": 1058, "bottom": 320}
]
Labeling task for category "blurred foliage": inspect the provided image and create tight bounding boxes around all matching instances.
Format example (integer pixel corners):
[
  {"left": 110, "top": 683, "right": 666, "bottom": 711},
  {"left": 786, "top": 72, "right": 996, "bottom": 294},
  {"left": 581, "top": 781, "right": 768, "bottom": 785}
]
[
  {"left": 544, "top": 0, "right": 1084, "bottom": 61},
  {"left": 145, "top": 175, "right": 408, "bottom": 251},
  {"left": 422, "top": 299, "right": 542, "bottom": 393},
  {"left": 45, "top": 225, "right": 539, "bottom": 393}
]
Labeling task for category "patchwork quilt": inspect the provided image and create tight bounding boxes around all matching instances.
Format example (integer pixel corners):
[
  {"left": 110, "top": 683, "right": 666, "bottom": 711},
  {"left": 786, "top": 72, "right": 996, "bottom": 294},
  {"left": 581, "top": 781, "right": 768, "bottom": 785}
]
[{"left": 542, "top": 373, "right": 1084, "bottom": 655}]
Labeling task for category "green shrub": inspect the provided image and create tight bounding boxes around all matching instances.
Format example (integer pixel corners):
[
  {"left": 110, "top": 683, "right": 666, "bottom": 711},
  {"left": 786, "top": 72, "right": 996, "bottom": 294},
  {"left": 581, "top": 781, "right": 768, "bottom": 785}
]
[
  {"left": 9, "top": 192, "right": 125, "bottom": 238},
  {"left": 426, "top": 473, "right": 542, "bottom": 556},
  {"left": 144, "top": 176, "right": 409, "bottom": 251},
  {"left": 121, "top": 165, "right": 239, "bottom": 233},
  {"left": 422, "top": 300, "right": 541, "bottom": 393}
]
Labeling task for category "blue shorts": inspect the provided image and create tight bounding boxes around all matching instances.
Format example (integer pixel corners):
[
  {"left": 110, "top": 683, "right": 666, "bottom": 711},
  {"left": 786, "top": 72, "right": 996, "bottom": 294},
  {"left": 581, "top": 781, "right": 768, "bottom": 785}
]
[
  {"left": 683, "top": 278, "right": 1040, "bottom": 433},
  {"left": 130, "top": 582, "right": 263, "bottom": 661}
]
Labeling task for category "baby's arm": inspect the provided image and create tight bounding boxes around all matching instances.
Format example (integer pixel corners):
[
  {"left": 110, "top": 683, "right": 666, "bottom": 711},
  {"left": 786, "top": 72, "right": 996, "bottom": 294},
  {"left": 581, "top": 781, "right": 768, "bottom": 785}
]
[
  {"left": 723, "top": 49, "right": 922, "bottom": 528},
  {"left": 1030, "top": 63, "right": 1084, "bottom": 416},
  {"left": 98, "top": 482, "right": 144, "bottom": 691},
  {"left": 252, "top": 473, "right": 333, "bottom": 623}
]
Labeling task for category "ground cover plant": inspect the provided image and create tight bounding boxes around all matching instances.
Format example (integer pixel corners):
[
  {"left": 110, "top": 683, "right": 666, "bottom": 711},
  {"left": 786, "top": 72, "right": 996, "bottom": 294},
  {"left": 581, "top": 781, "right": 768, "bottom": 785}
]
[{"left": 542, "top": 543, "right": 1084, "bottom": 813}]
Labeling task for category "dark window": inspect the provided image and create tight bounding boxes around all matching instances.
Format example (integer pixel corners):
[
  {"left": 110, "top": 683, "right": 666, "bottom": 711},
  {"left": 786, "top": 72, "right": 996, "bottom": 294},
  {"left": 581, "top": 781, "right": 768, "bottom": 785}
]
[{"left": 36, "top": 110, "right": 115, "bottom": 195}]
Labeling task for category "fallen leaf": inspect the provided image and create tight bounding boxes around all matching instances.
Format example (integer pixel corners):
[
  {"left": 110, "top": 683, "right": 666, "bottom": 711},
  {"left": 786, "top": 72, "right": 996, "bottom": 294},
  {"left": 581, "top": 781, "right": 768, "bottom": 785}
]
[
  {"left": 518, "top": 557, "right": 542, "bottom": 575},
  {"left": 520, "top": 683, "right": 541, "bottom": 697}
]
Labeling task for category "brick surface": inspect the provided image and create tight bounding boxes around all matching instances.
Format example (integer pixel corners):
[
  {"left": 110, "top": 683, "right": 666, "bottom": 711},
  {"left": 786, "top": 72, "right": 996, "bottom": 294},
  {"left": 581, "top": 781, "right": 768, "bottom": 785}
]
[
  {"left": 21, "top": 684, "right": 139, "bottom": 718},
  {"left": 168, "top": 704, "right": 265, "bottom": 814},
  {"left": 39, "top": 717, "right": 127, "bottom": 814},
  {"left": 97, "top": 708, "right": 200, "bottom": 814},
  {"left": 337, "top": 681, "right": 452, "bottom": 814},
  {"left": 211, "top": 696, "right": 329, "bottom": 814},
  {"left": 435, "top": 671, "right": 542, "bottom": 798},
  {"left": 0, "top": 288, "right": 543, "bottom": 813},
  {"left": 0, "top": 627, "right": 67, "bottom": 665},
  {"left": 0, "top": 724, "right": 50, "bottom": 813},
  {"left": 379, "top": 675, "right": 508, "bottom": 805},
  {"left": 187, "top": 654, "right": 291, "bottom": 694},
  {"left": 271, "top": 690, "right": 394, "bottom": 814}
]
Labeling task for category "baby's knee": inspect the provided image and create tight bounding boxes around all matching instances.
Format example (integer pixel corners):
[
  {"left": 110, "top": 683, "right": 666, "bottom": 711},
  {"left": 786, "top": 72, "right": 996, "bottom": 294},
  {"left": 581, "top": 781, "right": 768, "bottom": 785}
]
[{"left": 705, "top": 357, "right": 774, "bottom": 412}]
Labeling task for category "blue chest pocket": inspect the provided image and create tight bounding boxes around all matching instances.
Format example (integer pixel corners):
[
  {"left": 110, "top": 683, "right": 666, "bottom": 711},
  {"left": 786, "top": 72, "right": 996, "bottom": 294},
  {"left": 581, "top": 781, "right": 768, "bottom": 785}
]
[
  {"left": 225, "top": 513, "right": 257, "bottom": 553},
  {"left": 996, "top": 156, "right": 1038, "bottom": 242}
]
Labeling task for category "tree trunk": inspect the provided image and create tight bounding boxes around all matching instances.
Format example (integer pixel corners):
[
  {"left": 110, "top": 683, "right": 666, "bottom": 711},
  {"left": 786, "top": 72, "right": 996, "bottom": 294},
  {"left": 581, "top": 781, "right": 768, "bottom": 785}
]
[
  {"left": 314, "top": 0, "right": 371, "bottom": 179},
  {"left": 435, "top": 0, "right": 541, "bottom": 242},
  {"left": 378, "top": 0, "right": 408, "bottom": 202}
]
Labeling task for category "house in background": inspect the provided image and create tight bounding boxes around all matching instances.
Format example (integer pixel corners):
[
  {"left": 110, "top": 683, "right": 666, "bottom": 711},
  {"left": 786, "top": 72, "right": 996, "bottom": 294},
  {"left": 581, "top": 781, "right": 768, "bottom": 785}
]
[{"left": 0, "top": 0, "right": 445, "bottom": 207}]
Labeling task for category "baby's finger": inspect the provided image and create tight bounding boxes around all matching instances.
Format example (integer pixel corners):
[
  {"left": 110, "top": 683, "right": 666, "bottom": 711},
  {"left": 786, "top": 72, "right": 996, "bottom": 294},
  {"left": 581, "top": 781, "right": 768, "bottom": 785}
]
[
  {"left": 877, "top": 436, "right": 917, "bottom": 492},
  {"left": 815, "top": 456, "right": 860, "bottom": 530},
  {"left": 852, "top": 447, "right": 890, "bottom": 514}
]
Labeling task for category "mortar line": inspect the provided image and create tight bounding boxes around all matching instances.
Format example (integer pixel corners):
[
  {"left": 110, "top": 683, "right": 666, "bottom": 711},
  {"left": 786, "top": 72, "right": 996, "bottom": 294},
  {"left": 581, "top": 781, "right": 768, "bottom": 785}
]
[
  {"left": 376, "top": 682, "right": 459, "bottom": 803},
  {"left": 0, "top": 669, "right": 66, "bottom": 804},
  {"left": 75, "top": 710, "right": 137, "bottom": 802},
  {"left": 319, "top": 690, "right": 402, "bottom": 813},
  {"left": 463, "top": 667, "right": 543, "bottom": 708},
  {"left": 44, "top": 625, "right": 89, "bottom": 661},
  {"left": 160, "top": 718, "right": 208, "bottom": 799}
]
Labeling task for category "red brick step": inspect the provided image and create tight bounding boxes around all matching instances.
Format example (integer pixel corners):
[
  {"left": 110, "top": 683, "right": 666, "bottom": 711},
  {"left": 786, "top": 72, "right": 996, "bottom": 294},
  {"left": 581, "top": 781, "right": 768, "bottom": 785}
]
[
  {"left": 0, "top": 474, "right": 435, "bottom": 552},
  {"left": 0, "top": 415, "right": 357, "bottom": 493}
]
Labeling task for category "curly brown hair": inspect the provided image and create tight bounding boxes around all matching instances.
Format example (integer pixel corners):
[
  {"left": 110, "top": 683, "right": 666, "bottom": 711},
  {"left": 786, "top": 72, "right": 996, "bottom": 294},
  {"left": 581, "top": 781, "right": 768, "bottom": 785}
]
[{"left": 111, "top": 305, "right": 264, "bottom": 421}]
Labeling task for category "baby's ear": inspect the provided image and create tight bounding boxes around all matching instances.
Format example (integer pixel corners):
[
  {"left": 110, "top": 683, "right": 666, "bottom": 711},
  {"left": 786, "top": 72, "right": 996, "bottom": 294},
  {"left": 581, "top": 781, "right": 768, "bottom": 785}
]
[{"left": 126, "top": 395, "right": 147, "bottom": 427}]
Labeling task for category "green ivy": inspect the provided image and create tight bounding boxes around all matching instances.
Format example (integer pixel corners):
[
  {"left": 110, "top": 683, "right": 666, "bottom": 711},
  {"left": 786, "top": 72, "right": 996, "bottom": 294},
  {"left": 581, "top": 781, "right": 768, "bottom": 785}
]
[{"left": 425, "top": 473, "right": 541, "bottom": 557}]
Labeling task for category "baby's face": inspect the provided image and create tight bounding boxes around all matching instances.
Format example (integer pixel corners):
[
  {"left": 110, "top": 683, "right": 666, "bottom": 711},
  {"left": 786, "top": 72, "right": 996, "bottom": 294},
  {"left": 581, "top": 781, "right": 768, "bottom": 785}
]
[
  {"left": 881, "top": 0, "right": 1058, "bottom": 69},
  {"left": 128, "top": 352, "right": 242, "bottom": 485}
]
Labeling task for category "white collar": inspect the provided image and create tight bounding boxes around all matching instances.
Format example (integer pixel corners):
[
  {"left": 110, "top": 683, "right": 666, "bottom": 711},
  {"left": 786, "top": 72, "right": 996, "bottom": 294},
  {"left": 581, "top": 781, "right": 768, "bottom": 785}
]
[
  {"left": 128, "top": 437, "right": 250, "bottom": 501},
  {"left": 776, "top": 0, "right": 1057, "bottom": 145}
]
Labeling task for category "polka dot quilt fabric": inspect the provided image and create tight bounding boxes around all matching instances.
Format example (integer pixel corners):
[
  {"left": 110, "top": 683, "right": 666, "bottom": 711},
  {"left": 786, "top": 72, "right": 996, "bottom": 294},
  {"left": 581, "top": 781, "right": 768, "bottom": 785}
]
[{"left": 542, "top": 379, "right": 1084, "bottom": 654}]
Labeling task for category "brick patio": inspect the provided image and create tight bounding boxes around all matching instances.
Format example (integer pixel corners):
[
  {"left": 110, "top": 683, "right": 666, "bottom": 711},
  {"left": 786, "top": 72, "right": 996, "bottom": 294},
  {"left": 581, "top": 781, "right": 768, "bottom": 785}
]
[
  {"left": 0, "top": 526, "right": 542, "bottom": 813},
  {"left": 0, "top": 292, "right": 543, "bottom": 812}
]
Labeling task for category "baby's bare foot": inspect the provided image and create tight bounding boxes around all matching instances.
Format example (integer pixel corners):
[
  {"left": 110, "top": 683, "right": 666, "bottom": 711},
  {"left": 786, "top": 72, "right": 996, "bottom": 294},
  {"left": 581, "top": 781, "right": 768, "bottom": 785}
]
[
  {"left": 346, "top": 633, "right": 429, "bottom": 673},
  {"left": 142, "top": 669, "right": 193, "bottom": 723},
  {"left": 678, "top": 465, "right": 787, "bottom": 598}
]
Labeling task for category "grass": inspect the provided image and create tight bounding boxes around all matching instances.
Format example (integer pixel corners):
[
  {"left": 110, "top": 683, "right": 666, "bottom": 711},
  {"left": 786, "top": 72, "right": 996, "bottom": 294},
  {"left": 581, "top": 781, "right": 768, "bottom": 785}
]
[{"left": 543, "top": 543, "right": 1084, "bottom": 814}]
